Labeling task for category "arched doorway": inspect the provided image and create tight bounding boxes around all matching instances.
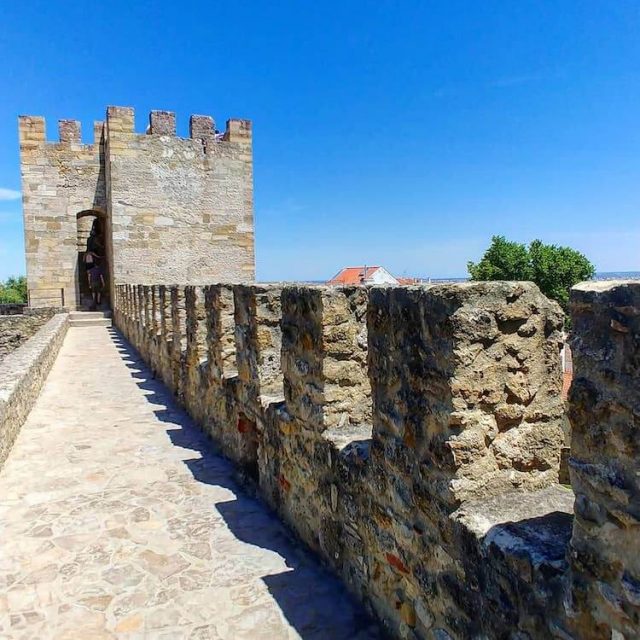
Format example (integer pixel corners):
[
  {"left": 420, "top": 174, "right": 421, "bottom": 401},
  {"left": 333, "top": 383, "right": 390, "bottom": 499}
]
[{"left": 76, "top": 210, "right": 109, "bottom": 310}]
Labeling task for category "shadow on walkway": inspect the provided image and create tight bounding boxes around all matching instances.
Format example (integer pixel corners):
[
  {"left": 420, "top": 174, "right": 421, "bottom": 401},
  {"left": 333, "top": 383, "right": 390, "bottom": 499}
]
[{"left": 107, "top": 328, "right": 382, "bottom": 640}]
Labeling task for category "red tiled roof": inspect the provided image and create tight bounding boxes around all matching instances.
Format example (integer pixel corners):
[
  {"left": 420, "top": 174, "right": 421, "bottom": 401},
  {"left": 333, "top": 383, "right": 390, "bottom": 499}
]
[{"left": 328, "top": 266, "right": 382, "bottom": 285}]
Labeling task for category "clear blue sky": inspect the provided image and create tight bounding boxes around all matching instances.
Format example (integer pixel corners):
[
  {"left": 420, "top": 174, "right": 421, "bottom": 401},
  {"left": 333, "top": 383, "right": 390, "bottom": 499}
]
[{"left": 1, "top": 1, "right": 639, "bottom": 281}]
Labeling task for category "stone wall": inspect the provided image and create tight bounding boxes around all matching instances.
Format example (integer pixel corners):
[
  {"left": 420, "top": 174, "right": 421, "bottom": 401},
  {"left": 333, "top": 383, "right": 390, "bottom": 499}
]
[
  {"left": 567, "top": 281, "right": 640, "bottom": 638},
  {"left": 113, "top": 280, "right": 638, "bottom": 639},
  {"left": 0, "top": 304, "right": 27, "bottom": 316},
  {"left": 19, "top": 106, "right": 255, "bottom": 310},
  {"left": 19, "top": 116, "right": 106, "bottom": 309},
  {"left": 0, "top": 313, "right": 68, "bottom": 468},
  {"left": 0, "top": 311, "right": 55, "bottom": 362},
  {"left": 106, "top": 108, "right": 254, "bottom": 289}
]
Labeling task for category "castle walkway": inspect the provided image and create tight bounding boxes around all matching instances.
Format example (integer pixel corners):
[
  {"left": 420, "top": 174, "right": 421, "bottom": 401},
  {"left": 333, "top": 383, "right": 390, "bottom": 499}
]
[{"left": 0, "top": 326, "right": 379, "bottom": 639}]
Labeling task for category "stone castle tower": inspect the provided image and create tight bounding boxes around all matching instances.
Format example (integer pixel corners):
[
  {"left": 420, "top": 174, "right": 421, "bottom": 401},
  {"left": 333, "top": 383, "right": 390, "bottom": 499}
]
[{"left": 18, "top": 106, "right": 254, "bottom": 309}]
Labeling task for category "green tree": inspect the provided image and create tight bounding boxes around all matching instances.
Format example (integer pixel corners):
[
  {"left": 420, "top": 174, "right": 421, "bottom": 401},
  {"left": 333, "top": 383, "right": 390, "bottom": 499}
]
[
  {"left": 0, "top": 276, "right": 28, "bottom": 304},
  {"left": 467, "top": 236, "right": 531, "bottom": 281},
  {"left": 468, "top": 236, "right": 595, "bottom": 311}
]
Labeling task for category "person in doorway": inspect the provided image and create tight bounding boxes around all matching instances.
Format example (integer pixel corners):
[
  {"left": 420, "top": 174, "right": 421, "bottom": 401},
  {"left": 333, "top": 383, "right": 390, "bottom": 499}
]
[
  {"left": 83, "top": 248, "right": 98, "bottom": 273},
  {"left": 84, "top": 219, "right": 105, "bottom": 305},
  {"left": 88, "top": 263, "right": 105, "bottom": 311},
  {"left": 87, "top": 218, "right": 103, "bottom": 254},
  {"left": 85, "top": 219, "right": 104, "bottom": 270}
]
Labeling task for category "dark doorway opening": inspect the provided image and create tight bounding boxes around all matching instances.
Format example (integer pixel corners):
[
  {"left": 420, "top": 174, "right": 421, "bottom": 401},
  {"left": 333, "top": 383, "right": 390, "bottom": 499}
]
[{"left": 76, "top": 210, "right": 109, "bottom": 310}]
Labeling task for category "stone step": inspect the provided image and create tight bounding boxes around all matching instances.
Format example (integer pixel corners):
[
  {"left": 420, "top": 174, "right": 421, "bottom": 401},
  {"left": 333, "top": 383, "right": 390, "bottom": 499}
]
[
  {"left": 68, "top": 318, "right": 112, "bottom": 328},
  {"left": 69, "top": 311, "right": 112, "bottom": 320}
]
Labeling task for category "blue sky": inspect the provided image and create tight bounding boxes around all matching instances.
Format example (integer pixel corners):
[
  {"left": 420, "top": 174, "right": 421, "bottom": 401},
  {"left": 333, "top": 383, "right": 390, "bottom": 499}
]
[{"left": 1, "top": 1, "right": 639, "bottom": 281}]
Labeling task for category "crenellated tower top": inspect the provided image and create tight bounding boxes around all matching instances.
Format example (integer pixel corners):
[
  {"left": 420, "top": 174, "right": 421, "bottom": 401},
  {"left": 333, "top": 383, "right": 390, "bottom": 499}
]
[{"left": 19, "top": 106, "right": 251, "bottom": 151}]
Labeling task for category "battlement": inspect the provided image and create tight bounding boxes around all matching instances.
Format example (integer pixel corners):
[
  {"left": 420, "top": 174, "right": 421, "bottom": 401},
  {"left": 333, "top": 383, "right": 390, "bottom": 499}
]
[
  {"left": 58, "top": 119, "right": 81, "bottom": 143},
  {"left": 17, "top": 115, "right": 45, "bottom": 148},
  {"left": 112, "top": 280, "right": 640, "bottom": 639},
  {"left": 115, "top": 281, "right": 567, "bottom": 503},
  {"left": 105, "top": 105, "right": 251, "bottom": 146},
  {"left": 19, "top": 106, "right": 251, "bottom": 150},
  {"left": 114, "top": 280, "right": 640, "bottom": 638},
  {"left": 18, "top": 115, "right": 104, "bottom": 147}
]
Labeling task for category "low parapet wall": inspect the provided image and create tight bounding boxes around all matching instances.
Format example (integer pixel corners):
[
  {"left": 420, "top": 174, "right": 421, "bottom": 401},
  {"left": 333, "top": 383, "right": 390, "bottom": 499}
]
[
  {"left": 0, "top": 313, "right": 68, "bottom": 468},
  {"left": 113, "top": 281, "right": 638, "bottom": 639},
  {"left": 0, "top": 310, "right": 55, "bottom": 362}
]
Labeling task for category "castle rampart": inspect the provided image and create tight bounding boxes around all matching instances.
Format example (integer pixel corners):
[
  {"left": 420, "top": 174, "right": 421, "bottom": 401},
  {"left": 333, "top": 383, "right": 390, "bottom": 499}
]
[
  {"left": 110, "top": 280, "right": 640, "bottom": 639},
  {"left": 19, "top": 106, "right": 255, "bottom": 310}
]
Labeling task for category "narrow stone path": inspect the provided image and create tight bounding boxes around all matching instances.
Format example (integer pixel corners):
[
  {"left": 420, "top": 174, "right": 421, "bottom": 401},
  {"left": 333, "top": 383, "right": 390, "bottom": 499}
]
[{"left": 0, "top": 327, "right": 380, "bottom": 640}]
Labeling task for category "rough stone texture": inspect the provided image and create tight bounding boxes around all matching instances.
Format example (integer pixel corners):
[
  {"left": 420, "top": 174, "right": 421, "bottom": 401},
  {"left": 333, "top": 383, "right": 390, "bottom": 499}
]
[
  {"left": 106, "top": 107, "right": 254, "bottom": 290},
  {"left": 0, "top": 313, "right": 67, "bottom": 468},
  {"left": 281, "top": 286, "right": 371, "bottom": 432},
  {"left": 149, "top": 109, "right": 176, "bottom": 135},
  {"left": 19, "top": 106, "right": 254, "bottom": 310},
  {"left": 567, "top": 281, "right": 640, "bottom": 639},
  {"left": 183, "top": 285, "right": 209, "bottom": 426},
  {"left": 58, "top": 119, "right": 82, "bottom": 143},
  {"left": 235, "top": 284, "right": 283, "bottom": 403},
  {"left": 0, "top": 313, "right": 53, "bottom": 362},
  {"left": 18, "top": 116, "right": 106, "bottom": 308},
  {"left": 190, "top": 114, "right": 215, "bottom": 141},
  {"left": 368, "top": 282, "right": 566, "bottom": 507},
  {"left": 114, "top": 281, "right": 591, "bottom": 639},
  {"left": 0, "top": 304, "right": 27, "bottom": 316},
  {"left": 357, "top": 282, "right": 568, "bottom": 638},
  {"left": 453, "top": 485, "right": 575, "bottom": 638},
  {"left": 0, "top": 326, "right": 380, "bottom": 639}
]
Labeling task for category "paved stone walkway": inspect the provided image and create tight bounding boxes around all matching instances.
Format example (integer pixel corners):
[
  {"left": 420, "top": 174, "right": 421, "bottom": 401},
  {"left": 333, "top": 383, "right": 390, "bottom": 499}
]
[{"left": 0, "top": 327, "right": 380, "bottom": 639}]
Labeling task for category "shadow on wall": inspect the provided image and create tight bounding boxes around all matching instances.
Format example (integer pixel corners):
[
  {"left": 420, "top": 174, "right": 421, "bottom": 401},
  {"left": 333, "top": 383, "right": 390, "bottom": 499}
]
[
  {"left": 462, "top": 509, "right": 574, "bottom": 637},
  {"left": 106, "top": 328, "right": 382, "bottom": 640}
]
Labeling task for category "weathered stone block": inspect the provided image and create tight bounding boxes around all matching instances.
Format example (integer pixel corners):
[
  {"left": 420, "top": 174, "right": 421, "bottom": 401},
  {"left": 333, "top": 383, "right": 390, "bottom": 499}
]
[
  {"left": 568, "top": 280, "right": 640, "bottom": 638},
  {"left": 223, "top": 118, "right": 251, "bottom": 143},
  {"left": 281, "top": 286, "right": 371, "bottom": 433},
  {"left": 184, "top": 286, "right": 209, "bottom": 423},
  {"left": 190, "top": 114, "right": 215, "bottom": 140},
  {"left": 368, "top": 282, "right": 565, "bottom": 508},
  {"left": 18, "top": 115, "right": 45, "bottom": 146},
  {"left": 149, "top": 110, "right": 176, "bottom": 135},
  {"left": 234, "top": 284, "right": 283, "bottom": 410},
  {"left": 58, "top": 119, "right": 81, "bottom": 143}
]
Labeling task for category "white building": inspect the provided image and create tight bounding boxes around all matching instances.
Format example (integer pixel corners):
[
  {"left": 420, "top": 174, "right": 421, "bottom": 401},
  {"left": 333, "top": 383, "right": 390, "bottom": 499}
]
[{"left": 327, "top": 266, "right": 399, "bottom": 286}]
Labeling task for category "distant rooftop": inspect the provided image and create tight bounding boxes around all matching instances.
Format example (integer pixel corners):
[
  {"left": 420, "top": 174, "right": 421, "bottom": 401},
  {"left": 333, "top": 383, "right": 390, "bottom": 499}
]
[{"left": 328, "top": 266, "right": 386, "bottom": 285}]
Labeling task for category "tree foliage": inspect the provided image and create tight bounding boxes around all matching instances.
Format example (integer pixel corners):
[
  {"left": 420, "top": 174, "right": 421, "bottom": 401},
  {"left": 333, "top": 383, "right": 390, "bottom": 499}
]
[
  {"left": 0, "top": 276, "right": 28, "bottom": 304},
  {"left": 467, "top": 236, "right": 532, "bottom": 281},
  {"left": 468, "top": 236, "right": 595, "bottom": 310}
]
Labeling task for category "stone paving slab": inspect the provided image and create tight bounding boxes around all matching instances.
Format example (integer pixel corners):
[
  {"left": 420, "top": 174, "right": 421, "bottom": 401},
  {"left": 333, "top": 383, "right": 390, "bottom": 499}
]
[{"left": 0, "top": 327, "right": 381, "bottom": 639}]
